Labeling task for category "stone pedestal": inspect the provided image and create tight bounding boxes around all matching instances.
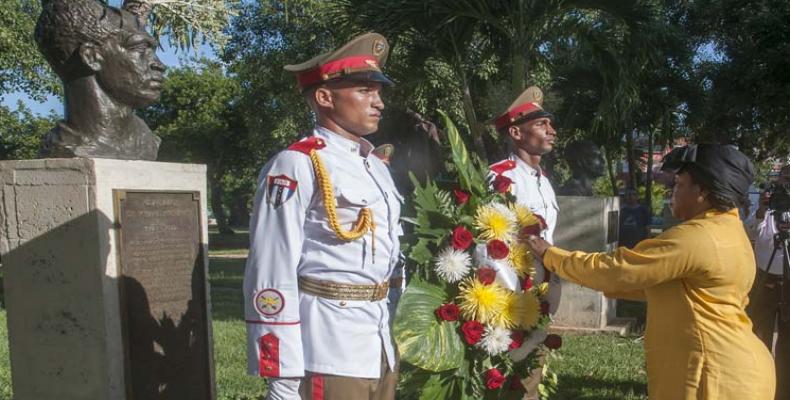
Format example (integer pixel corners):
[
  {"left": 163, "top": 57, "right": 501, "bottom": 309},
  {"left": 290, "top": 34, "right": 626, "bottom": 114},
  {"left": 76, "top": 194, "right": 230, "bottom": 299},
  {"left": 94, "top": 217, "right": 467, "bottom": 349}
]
[
  {"left": 551, "top": 196, "right": 627, "bottom": 332},
  {"left": 0, "top": 159, "right": 215, "bottom": 399}
]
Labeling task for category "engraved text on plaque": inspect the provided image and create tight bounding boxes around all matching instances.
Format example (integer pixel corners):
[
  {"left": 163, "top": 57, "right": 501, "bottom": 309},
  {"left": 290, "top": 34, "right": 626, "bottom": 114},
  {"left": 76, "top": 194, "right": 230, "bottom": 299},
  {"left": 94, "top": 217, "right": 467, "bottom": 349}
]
[{"left": 115, "top": 191, "right": 215, "bottom": 399}]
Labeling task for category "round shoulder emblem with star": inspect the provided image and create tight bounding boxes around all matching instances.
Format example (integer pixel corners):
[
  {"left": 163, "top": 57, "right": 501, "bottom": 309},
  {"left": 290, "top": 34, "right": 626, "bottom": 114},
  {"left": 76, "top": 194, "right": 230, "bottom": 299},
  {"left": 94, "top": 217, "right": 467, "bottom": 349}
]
[{"left": 254, "top": 289, "right": 285, "bottom": 316}]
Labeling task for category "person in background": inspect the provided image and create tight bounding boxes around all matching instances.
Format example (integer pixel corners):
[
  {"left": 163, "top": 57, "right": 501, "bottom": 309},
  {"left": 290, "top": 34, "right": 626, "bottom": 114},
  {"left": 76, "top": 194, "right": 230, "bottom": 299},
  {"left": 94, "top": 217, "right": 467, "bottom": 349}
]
[
  {"left": 746, "top": 164, "right": 790, "bottom": 400},
  {"left": 618, "top": 188, "right": 652, "bottom": 248},
  {"left": 524, "top": 144, "right": 775, "bottom": 400}
]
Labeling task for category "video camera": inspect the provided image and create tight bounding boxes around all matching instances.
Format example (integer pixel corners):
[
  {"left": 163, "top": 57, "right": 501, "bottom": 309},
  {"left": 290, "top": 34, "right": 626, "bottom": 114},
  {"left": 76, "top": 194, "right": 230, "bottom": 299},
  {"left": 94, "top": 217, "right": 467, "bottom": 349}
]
[{"left": 768, "top": 182, "right": 790, "bottom": 231}]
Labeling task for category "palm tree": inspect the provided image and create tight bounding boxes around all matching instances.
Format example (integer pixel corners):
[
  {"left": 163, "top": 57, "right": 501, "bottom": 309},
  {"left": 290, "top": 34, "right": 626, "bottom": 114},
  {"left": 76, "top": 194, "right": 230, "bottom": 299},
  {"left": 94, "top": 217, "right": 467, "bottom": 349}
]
[{"left": 329, "top": 0, "right": 679, "bottom": 165}]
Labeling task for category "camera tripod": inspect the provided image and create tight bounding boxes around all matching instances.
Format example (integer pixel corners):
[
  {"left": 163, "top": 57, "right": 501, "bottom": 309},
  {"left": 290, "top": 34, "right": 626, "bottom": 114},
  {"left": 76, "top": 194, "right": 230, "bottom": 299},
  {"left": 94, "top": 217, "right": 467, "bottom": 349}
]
[{"left": 765, "top": 230, "right": 790, "bottom": 323}]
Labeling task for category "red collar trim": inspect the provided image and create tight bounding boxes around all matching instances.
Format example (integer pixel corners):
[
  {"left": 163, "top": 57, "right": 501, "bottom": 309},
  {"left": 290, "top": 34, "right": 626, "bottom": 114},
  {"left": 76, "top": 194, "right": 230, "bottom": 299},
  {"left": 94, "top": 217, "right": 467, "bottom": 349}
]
[{"left": 490, "top": 160, "right": 517, "bottom": 175}]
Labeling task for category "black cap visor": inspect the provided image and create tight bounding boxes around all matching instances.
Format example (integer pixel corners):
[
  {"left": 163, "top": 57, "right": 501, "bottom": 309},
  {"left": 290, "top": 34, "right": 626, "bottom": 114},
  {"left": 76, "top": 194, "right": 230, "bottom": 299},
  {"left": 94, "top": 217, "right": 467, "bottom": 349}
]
[
  {"left": 511, "top": 109, "right": 555, "bottom": 126},
  {"left": 330, "top": 71, "right": 394, "bottom": 86}
]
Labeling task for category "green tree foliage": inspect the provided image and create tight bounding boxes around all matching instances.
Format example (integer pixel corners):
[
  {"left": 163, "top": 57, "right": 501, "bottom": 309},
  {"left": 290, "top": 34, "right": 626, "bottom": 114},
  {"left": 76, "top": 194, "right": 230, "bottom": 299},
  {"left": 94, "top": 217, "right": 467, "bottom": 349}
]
[
  {"left": 142, "top": 60, "right": 254, "bottom": 233},
  {"left": 0, "top": 104, "right": 56, "bottom": 160},
  {"left": 222, "top": 0, "right": 340, "bottom": 155},
  {"left": 0, "top": 0, "right": 59, "bottom": 100},
  {"left": 686, "top": 0, "right": 790, "bottom": 160},
  {"left": 130, "top": 0, "right": 241, "bottom": 51}
]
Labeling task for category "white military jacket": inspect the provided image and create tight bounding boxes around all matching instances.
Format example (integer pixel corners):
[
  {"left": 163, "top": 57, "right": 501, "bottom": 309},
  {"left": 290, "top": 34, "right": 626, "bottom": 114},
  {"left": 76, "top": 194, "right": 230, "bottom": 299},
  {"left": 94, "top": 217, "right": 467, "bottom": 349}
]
[
  {"left": 488, "top": 154, "right": 562, "bottom": 311},
  {"left": 243, "top": 126, "right": 403, "bottom": 379}
]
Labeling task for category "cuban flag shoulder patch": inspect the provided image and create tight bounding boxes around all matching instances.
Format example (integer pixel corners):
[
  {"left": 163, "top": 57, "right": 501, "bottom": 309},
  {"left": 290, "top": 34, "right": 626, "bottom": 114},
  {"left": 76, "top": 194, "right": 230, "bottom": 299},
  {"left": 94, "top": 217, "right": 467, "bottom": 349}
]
[{"left": 266, "top": 175, "right": 298, "bottom": 208}]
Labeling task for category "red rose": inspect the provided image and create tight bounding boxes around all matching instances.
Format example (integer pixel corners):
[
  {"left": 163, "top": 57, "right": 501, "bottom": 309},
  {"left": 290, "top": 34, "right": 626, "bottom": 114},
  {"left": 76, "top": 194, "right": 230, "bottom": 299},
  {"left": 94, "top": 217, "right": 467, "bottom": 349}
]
[
  {"left": 460, "top": 320, "right": 485, "bottom": 345},
  {"left": 451, "top": 226, "right": 474, "bottom": 251},
  {"left": 509, "top": 331, "right": 525, "bottom": 350},
  {"left": 453, "top": 189, "right": 470, "bottom": 205},
  {"left": 492, "top": 175, "right": 513, "bottom": 193},
  {"left": 540, "top": 301, "right": 550, "bottom": 316},
  {"left": 435, "top": 303, "right": 460, "bottom": 321},
  {"left": 485, "top": 368, "right": 506, "bottom": 390},
  {"left": 544, "top": 334, "right": 563, "bottom": 350},
  {"left": 487, "top": 240, "right": 509, "bottom": 259},
  {"left": 477, "top": 267, "right": 497, "bottom": 285},
  {"left": 522, "top": 277, "right": 533, "bottom": 290}
]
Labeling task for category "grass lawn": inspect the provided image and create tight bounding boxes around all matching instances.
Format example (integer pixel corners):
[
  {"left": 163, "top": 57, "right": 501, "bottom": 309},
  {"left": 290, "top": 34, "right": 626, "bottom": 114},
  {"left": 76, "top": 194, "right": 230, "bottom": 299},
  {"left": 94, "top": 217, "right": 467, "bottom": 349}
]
[
  {"left": 550, "top": 335, "right": 647, "bottom": 399},
  {"left": 0, "top": 230, "right": 648, "bottom": 399}
]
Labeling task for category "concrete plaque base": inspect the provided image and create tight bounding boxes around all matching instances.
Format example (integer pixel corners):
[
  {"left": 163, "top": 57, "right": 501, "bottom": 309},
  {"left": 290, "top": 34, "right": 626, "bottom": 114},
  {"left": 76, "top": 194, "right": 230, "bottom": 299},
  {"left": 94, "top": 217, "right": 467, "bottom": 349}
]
[
  {"left": 551, "top": 196, "right": 626, "bottom": 331},
  {"left": 0, "top": 158, "right": 214, "bottom": 400}
]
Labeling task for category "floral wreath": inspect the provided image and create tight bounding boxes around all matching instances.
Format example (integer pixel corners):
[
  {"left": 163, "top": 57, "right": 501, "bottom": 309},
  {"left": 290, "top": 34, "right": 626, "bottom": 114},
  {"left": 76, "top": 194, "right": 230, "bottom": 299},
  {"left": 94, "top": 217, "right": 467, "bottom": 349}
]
[{"left": 394, "top": 111, "right": 561, "bottom": 399}]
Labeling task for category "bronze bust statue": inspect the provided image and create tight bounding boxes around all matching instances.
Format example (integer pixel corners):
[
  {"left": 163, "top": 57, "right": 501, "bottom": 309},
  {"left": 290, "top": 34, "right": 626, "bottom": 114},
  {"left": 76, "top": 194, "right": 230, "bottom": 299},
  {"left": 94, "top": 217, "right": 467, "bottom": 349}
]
[
  {"left": 557, "top": 139, "right": 606, "bottom": 196},
  {"left": 35, "top": 0, "right": 165, "bottom": 160}
]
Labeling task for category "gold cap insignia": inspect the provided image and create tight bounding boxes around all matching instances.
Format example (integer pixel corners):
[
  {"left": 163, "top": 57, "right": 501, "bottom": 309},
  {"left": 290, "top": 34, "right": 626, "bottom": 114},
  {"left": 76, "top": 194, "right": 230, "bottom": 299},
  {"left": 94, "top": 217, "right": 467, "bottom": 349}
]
[
  {"left": 523, "top": 86, "right": 544, "bottom": 106},
  {"left": 372, "top": 39, "right": 386, "bottom": 57}
]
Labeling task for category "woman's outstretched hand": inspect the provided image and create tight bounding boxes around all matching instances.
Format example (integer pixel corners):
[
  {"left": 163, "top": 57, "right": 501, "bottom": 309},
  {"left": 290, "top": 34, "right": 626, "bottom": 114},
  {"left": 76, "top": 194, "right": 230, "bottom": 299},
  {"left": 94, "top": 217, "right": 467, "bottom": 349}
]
[{"left": 524, "top": 235, "right": 551, "bottom": 259}]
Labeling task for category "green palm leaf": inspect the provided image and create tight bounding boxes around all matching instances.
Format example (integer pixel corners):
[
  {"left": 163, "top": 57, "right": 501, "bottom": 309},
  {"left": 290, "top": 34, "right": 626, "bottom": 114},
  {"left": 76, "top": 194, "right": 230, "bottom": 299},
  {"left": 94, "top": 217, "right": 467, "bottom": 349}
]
[{"left": 393, "top": 279, "right": 466, "bottom": 372}]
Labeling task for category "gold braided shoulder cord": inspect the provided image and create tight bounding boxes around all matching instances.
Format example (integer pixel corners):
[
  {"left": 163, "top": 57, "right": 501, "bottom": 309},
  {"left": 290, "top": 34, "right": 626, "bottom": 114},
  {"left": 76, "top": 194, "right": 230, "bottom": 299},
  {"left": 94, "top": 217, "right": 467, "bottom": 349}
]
[{"left": 309, "top": 149, "right": 376, "bottom": 259}]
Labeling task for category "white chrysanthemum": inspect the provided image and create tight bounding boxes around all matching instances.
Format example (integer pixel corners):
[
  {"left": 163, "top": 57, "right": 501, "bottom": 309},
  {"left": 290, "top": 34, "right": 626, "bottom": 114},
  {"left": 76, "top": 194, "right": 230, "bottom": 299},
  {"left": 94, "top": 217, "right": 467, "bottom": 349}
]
[
  {"left": 476, "top": 325, "right": 512, "bottom": 355},
  {"left": 434, "top": 247, "right": 471, "bottom": 283}
]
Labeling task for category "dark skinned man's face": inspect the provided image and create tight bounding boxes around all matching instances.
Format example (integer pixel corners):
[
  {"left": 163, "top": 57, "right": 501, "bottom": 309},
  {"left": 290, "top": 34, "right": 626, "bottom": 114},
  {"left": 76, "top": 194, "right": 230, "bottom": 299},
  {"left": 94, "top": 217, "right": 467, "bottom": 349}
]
[{"left": 95, "top": 9, "right": 166, "bottom": 108}]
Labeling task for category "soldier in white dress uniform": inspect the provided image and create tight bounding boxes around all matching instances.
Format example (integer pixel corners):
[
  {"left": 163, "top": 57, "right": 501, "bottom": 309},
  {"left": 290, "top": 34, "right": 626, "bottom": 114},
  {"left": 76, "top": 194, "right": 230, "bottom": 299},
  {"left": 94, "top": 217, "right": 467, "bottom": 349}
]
[
  {"left": 488, "top": 86, "right": 562, "bottom": 399},
  {"left": 243, "top": 33, "right": 404, "bottom": 400}
]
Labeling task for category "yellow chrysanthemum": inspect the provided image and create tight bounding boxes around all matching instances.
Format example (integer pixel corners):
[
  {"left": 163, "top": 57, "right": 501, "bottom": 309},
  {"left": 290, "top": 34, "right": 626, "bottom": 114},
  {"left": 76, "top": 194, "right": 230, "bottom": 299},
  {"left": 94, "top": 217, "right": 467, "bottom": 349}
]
[
  {"left": 510, "top": 203, "right": 541, "bottom": 229},
  {"left": 457, "top": 278, "right": 512, "bottom": 327},
  {"left": 475, "top": 203, "right": 516, "bottom": 241},
  {"left": 508, "top": 242, "right": 536, "bottom": 278},
  {"left": 508, "top": 291, "right": 542, "bottom": 329},
  {"left": 534, "top": 282, "right": 550, "bottom": 298}
]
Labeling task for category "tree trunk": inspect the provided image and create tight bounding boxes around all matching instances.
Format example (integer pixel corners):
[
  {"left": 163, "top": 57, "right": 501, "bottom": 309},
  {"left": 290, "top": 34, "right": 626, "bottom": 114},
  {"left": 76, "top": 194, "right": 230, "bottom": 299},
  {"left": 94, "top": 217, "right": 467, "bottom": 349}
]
[
  {"left": 449, "top": 40, "right": 487, "bottom": 162},
  {"left": 604, "top": 148, "right": 619, "bottom": 197},
  {"left": 460, "top": 82, "right": 487, "bottom": 162},
  {"left": 210, "top": 172, "right": 234, "bottom": 235},
  {"left": 511, "top": 48, "right": 527, "bottom": 99},
  {"left": 645, "top": 128, "right": 655, "bottom": 215},
  {"left": 625, "top": 129, "right": 637, "bottom": 189},
  {"left": 229, "top": 192, "right": 251, "bottom": 227}
]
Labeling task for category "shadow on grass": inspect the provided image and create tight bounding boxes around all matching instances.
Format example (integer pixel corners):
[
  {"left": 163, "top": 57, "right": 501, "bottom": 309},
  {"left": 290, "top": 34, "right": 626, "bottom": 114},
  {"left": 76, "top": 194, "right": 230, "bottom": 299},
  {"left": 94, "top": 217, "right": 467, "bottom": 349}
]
[
  {"left": 617, "top": 300, "right": 646, "bottom": 331},
  {"left": 0, "top": 270, "right": 4, "bottom": 309},
  {"left": 209, "top": 257, "right": 245, "bottom": 322},
  {"left": 553, "top": 375, "right": 647, "bottom": 400}
]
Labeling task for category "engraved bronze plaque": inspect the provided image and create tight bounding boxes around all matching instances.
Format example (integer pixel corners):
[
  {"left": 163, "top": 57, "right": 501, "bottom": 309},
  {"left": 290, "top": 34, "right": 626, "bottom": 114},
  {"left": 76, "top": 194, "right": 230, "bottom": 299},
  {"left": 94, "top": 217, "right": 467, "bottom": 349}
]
[{"left": 115, "top": 190, "right": 215, "bottom": 399}]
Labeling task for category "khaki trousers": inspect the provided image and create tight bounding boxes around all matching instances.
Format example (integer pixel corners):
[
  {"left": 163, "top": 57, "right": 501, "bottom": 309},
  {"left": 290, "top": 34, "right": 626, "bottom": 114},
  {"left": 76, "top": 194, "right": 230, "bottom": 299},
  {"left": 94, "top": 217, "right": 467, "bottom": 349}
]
[
  {"left": 298, "top": 351, "right": 398, "bottom": 400},
  {"left": 748, "top": 270, "right": 790, "bottom": 400}
]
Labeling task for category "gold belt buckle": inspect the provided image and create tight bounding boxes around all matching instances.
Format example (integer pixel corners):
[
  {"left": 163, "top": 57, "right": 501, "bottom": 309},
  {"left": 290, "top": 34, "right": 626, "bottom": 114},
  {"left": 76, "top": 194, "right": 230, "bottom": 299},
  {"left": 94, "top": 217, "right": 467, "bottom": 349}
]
[
  {"left": 372, "top": 281, "right": 389, "bottom": 301},
  {"left": 298, "top": 276, "right": 390, "bottom": 301}
]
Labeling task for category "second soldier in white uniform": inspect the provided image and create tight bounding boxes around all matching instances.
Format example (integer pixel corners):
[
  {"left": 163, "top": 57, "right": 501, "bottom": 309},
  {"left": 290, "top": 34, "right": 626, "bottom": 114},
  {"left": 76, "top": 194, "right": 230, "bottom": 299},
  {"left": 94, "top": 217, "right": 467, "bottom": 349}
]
[
  {"left": 243, "top": 33, "right": 404, "bottom": 400},
  {"left": 488, "top": 86, "right": 561, "bottom": 399}
]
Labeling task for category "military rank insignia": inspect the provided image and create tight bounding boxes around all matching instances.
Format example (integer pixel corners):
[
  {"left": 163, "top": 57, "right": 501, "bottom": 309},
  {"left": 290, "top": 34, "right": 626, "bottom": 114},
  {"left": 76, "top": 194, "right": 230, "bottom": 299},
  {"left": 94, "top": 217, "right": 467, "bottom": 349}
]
[
  {"left": 267, "top": 175, "right": 297, "bottom": 208},
  {"left": 254, "top": 289, "right": 285, "bottom": 316}
]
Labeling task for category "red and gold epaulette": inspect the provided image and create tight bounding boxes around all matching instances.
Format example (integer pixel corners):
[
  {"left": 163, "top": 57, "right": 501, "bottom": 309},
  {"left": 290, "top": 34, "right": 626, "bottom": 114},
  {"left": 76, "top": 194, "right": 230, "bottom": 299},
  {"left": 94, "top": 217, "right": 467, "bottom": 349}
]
[
  {"left": 489, "top": 159, "right": 516, "bottom": 175},
  {"left": 287, "top": 136, "right": 326, "bottom": 155}
]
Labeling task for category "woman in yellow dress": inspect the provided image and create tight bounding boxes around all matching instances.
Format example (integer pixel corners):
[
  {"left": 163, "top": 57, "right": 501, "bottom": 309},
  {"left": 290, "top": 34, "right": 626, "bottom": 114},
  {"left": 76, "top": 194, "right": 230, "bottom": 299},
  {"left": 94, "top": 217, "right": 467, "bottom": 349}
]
[{"left": 526, "top": 144, "right": 775, "bottom": 400}]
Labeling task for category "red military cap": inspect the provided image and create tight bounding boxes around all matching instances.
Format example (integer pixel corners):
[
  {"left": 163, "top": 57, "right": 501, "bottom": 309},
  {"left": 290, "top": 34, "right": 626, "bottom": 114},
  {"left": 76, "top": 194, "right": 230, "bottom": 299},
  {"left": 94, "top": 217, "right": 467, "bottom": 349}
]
[
  {"left": 284, "top": 32, "right": 394, "bottom": 90},
  {"left": 493, "top": 86, "right": 554, "bottom": 131}
]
